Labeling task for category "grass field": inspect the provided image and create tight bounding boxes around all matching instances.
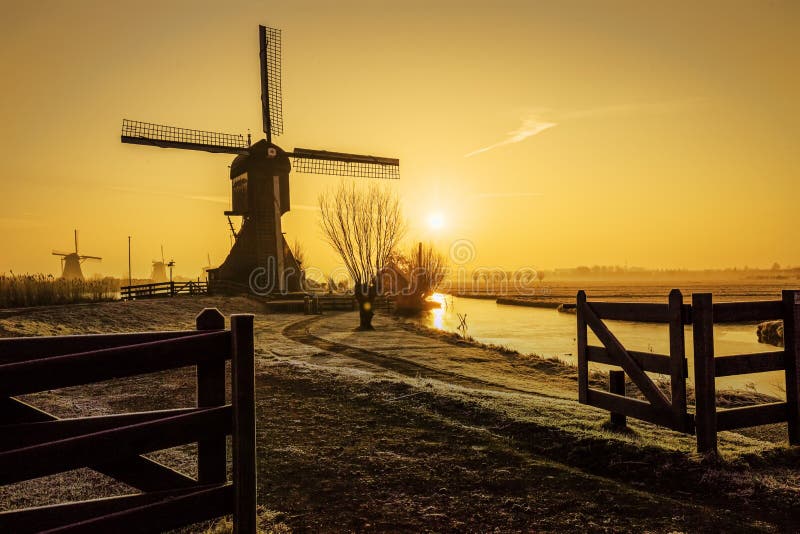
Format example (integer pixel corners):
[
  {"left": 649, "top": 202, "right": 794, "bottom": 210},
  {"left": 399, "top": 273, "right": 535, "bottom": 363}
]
[{"left": 1, "top": 296, "right": 799, "bottom": 532}]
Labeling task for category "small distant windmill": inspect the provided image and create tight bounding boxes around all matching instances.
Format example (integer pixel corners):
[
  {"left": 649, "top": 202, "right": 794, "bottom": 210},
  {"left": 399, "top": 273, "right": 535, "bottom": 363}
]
[
  {"left": 201, "top": 253, "right": 215, "bottom": 281},
  {"left": 150, "top": 245, "right": 169, "bottom": 283},
  {"left": 52, "top": 230, "right": 101, "bottom": 280},
  {"left": 121, "top": 24, "right": 400, "bottom": 294}
]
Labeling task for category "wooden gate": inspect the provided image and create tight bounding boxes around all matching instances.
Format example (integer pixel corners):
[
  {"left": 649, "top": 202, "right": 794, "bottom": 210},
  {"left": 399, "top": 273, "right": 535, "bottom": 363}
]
[
  {"left": 0, "top": 308, "right": 257, "bottom": 533},
  {"left": 576, "top": 289, "right": 694, "bottom": 433},
  {"left": 577, "top": 289, "right": 800, "bottom": 453}
]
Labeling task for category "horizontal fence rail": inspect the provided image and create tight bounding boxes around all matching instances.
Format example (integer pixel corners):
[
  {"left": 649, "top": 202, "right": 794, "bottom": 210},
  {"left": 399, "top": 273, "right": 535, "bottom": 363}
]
[
  {"left": 577, "top": 289, "right": 800, "bottom": 454},
  {"left": 0, "top": 331, "right": 231, "bottom": 397},
  {"left": 0, "top": 308, "right": 258, "bottom": 533}
]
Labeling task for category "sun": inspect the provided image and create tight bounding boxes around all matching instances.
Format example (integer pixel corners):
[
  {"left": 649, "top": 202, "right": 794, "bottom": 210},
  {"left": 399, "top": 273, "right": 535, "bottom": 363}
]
[{"left": 427, "top": 211, "right": 446, "bottom": 230}]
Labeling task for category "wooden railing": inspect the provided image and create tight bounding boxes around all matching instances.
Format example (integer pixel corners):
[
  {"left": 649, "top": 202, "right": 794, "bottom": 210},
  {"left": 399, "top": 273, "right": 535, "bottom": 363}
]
[
  {"left": 120, "top": 281, "right": 208, "bottom": 301},
  {"left": 576, "top": 290, "right": 800, "bottom": 454},
  {"left": 692, "top": 292, "right": 799, "bottom": 453},
  {"left": 0, "top": 308, "right": 257, "bottom": 533}
]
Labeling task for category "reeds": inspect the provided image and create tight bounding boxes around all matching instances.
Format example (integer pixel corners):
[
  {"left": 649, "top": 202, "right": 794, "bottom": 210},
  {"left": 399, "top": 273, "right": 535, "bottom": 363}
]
[{"left": 0, "top": 273, "right": 120, "bottom": 308}]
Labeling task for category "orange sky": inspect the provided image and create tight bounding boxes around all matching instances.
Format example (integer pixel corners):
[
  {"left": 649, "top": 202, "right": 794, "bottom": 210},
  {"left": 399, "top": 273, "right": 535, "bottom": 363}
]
[{"left": 1, "top": 0, "right": 798, "bottom": 278}]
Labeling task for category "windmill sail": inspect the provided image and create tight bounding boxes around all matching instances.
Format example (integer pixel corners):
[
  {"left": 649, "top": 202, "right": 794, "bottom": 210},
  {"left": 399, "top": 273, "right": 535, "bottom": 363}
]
[
  {"left": 259, "top": 25, "right": 284, "bottom": 141},
  {"left": 290, "top": 148, "right": 399, "bottom": 179},
  {"left": 121, "top": 120, "right": 248, "bottom": 155}
]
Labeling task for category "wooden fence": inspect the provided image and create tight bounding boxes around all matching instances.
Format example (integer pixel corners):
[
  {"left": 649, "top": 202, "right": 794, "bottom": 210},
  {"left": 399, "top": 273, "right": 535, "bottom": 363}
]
[
  {"left": 577, "top": 289, "right": 800, "bottom": 453},
  {"left": 0, "top": 308, "right": 257, "bottom": 533},
  {"left": 120, "top": 281, "right": 208, "bottom": 301}
]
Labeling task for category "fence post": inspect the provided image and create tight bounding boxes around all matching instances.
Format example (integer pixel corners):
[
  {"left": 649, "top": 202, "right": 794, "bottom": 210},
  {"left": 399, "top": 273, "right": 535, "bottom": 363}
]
[
  {"left": 668, "top": 289, "right": 690, "bottom": 433},
  {"left": 196, "top": 308, "right": 227, "bottom": 484},
  {"left": 693, "top": 293, "right": 716, "bottom": 454},
  {"left": 782, "top": 290, "right": 800, "bottom": 445},
  {"left": 576, "top": 291, "right": 588, "bottom": 404},
  {"left": 231, "top": 314, "right": 256, "bottom": 534},
  {"left": 609, "top": 370, "right": 626, "bottom": 428}
]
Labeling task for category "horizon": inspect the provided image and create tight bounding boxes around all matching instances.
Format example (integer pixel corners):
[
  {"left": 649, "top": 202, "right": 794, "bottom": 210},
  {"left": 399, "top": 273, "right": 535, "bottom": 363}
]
[{"left": 1, "top": 1, "right": 798, "bottom": 278}]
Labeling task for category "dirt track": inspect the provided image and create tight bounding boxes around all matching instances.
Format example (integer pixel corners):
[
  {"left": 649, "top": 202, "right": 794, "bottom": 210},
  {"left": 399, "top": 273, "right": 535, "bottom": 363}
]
[{"left": 282, "top": 315, "right": 548, "bottom": 396}]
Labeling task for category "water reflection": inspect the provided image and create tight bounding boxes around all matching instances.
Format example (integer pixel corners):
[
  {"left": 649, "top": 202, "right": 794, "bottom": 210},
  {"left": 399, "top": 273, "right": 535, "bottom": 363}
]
[{"left": 408, "top": 295, "right": 786, "bottom": 397}]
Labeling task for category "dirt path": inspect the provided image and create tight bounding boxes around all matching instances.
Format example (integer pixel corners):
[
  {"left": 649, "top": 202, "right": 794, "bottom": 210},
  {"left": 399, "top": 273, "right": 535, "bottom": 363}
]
[{"left": 282, "top": 315, "right": 555, "bottom": 397}]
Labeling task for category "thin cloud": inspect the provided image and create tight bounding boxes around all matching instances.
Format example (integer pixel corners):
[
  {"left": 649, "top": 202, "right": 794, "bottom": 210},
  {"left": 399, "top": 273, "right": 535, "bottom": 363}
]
[
  {"left": 0, "top": 217, "right": 46, "bottom": 229},
  {"left": 291, "top": 204, "right": 319, "bottom": 211},
  {"left": 465, "top": 118, "right": 557, "bottom": 158},
  {"left": 184, "top": 194, "right": 228, "bottom": 204},
  {"left": 465, "top": 98, "right": 702, "bottom": 158},
  {"left": 474, "top": 192, "right": 543, "bottom": 199},
  {"left": 110, "top": 186, "right": 228, "bottom": 205}
]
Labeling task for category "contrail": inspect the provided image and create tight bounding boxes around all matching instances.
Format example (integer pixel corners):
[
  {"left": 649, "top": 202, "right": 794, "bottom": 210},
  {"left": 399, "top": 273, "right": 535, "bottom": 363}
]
[
  {"left": 465, "top": 117, "right": 556, "bottom": 157},
  {"left": 465, "top": 98, "right": 701, "bottom": 158},
  {"left": 473, "top": 192, "right": 543, "bottom": 198}
]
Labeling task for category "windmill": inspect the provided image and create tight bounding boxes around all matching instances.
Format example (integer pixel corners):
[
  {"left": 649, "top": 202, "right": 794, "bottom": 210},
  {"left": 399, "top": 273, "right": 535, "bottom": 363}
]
[
  {"left": 121, "top": 24, "right": 400, "bottom": 294},
  {"left": 202, "top": 253, "right": 215, "bottom": 281},
  {"left": 52, "top": 230, "right": 102, "bottom": 281},
  {"left": 150, "top": 245, "right": 168, "bottom": 283}
]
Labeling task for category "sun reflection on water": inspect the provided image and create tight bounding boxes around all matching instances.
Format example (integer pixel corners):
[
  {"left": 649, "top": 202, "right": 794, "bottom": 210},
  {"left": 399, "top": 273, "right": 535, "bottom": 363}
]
[{"left": 429, "top": 292, "right": 446, "bottom": 329}]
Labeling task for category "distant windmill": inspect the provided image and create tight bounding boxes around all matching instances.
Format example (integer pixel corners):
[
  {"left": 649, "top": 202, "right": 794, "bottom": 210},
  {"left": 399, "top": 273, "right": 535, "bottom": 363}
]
[
  {"left": 121, "top": 24, "right": 400, "bottom": 294},
  {"left": 202, "top": 252, "right": 215, "bottom": 281},
  {"left": 150, "top": 245, "right": 168, "bottom": 283},
  {"left": 52, "top": 230, "right": 101, "bottom": 280}
]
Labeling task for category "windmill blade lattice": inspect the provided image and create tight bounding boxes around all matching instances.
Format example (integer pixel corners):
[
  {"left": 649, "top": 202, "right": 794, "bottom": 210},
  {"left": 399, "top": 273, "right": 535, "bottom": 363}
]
[
  {"left": 121, "top": 120, "right": 248, "bottom": 155},
  {"left": 291, "top": 148, "right": 399, "bottom": 179},
  {"left": 260, "top": 25, "right": 284, "bottom": 141}
]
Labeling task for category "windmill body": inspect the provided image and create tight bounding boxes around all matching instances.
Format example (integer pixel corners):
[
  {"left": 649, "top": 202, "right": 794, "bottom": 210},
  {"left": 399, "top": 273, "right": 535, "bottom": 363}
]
[
  {"left": 121, "top": 25, "right": 399, "bottom": 294},
  {"left": 150, "top": 262, "right": 168, "bottom": 283},
  {"left": 150, "top": 245, "right": 169, "bottom": 283}
]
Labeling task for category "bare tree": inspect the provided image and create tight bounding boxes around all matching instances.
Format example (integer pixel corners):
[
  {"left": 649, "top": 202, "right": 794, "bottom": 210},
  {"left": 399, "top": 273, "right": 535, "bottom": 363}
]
[
  {"left": 319, "top": 181, "right": 406, "bottom": 330},
  {"left": 289, "top": 238, "right": 306, "bottom": 268},
  {"left": 406, "top": 242, "right": 448, "bottom": 302}
]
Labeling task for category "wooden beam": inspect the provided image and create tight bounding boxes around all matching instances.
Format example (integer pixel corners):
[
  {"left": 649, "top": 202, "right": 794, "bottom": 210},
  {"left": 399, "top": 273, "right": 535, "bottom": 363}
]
[
  {"left": 668, "top": 289, "right": 691, "bottom": 433},
  {"left": 693, "top": 293, "right": 717, "bottom": 454},
  {"left": 32, "top": 483, "right": 233, "bottom": 534},
  {"left": 585, "top": 345, "right": 674, "bottom": 375},
  {"left": 576, "top": 291, "right": 588, "bottom": 404},
  {"left": 783, "top": 290, "right": 800, "bottom": 445},
  {"left": 716, "top": 403, "right": 787, "bottom": 431},
  {"left": 608, "top": 371, "right": 626, "bottom": 428},
  {"left": 712, "top": 300, "right": 783, "bottom": 323},
  {"left": 0, "top": 406, "right": 231, "bottom": 485},
  {"left": 121, "top": 135, "right": 248, "bottom": 155},
  {"left": 0, "top": 397, "right": 196, "bottom": 492},
  {"left": 714, "top": 351, "right": 785, "bottom": 377},
  {"left": 196, "top": 309, "right": 228, "bottom": 485},
  {"left": 582, "top": 301, "right": 673, "bottom": 414},
  {"left": 0, "top": 331, "right": 231, "bottom": 397},
  {"left": 586, "top": 389, "right": 674, "bottom": 427},
  {"left": 0, "top": 330, "right": 200, "bottom": 365},
  {"left": 231, "top": 314, "right": 257, "bottom": 534},
  {"left": 0, "top": 484, "right": 230, "bottom": 533},
  {"left": 0, "top": 408, "right": 198, "bottom": 451},
  {"left": 586, "top": 302, "right": 671, "bottom": 323}
]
